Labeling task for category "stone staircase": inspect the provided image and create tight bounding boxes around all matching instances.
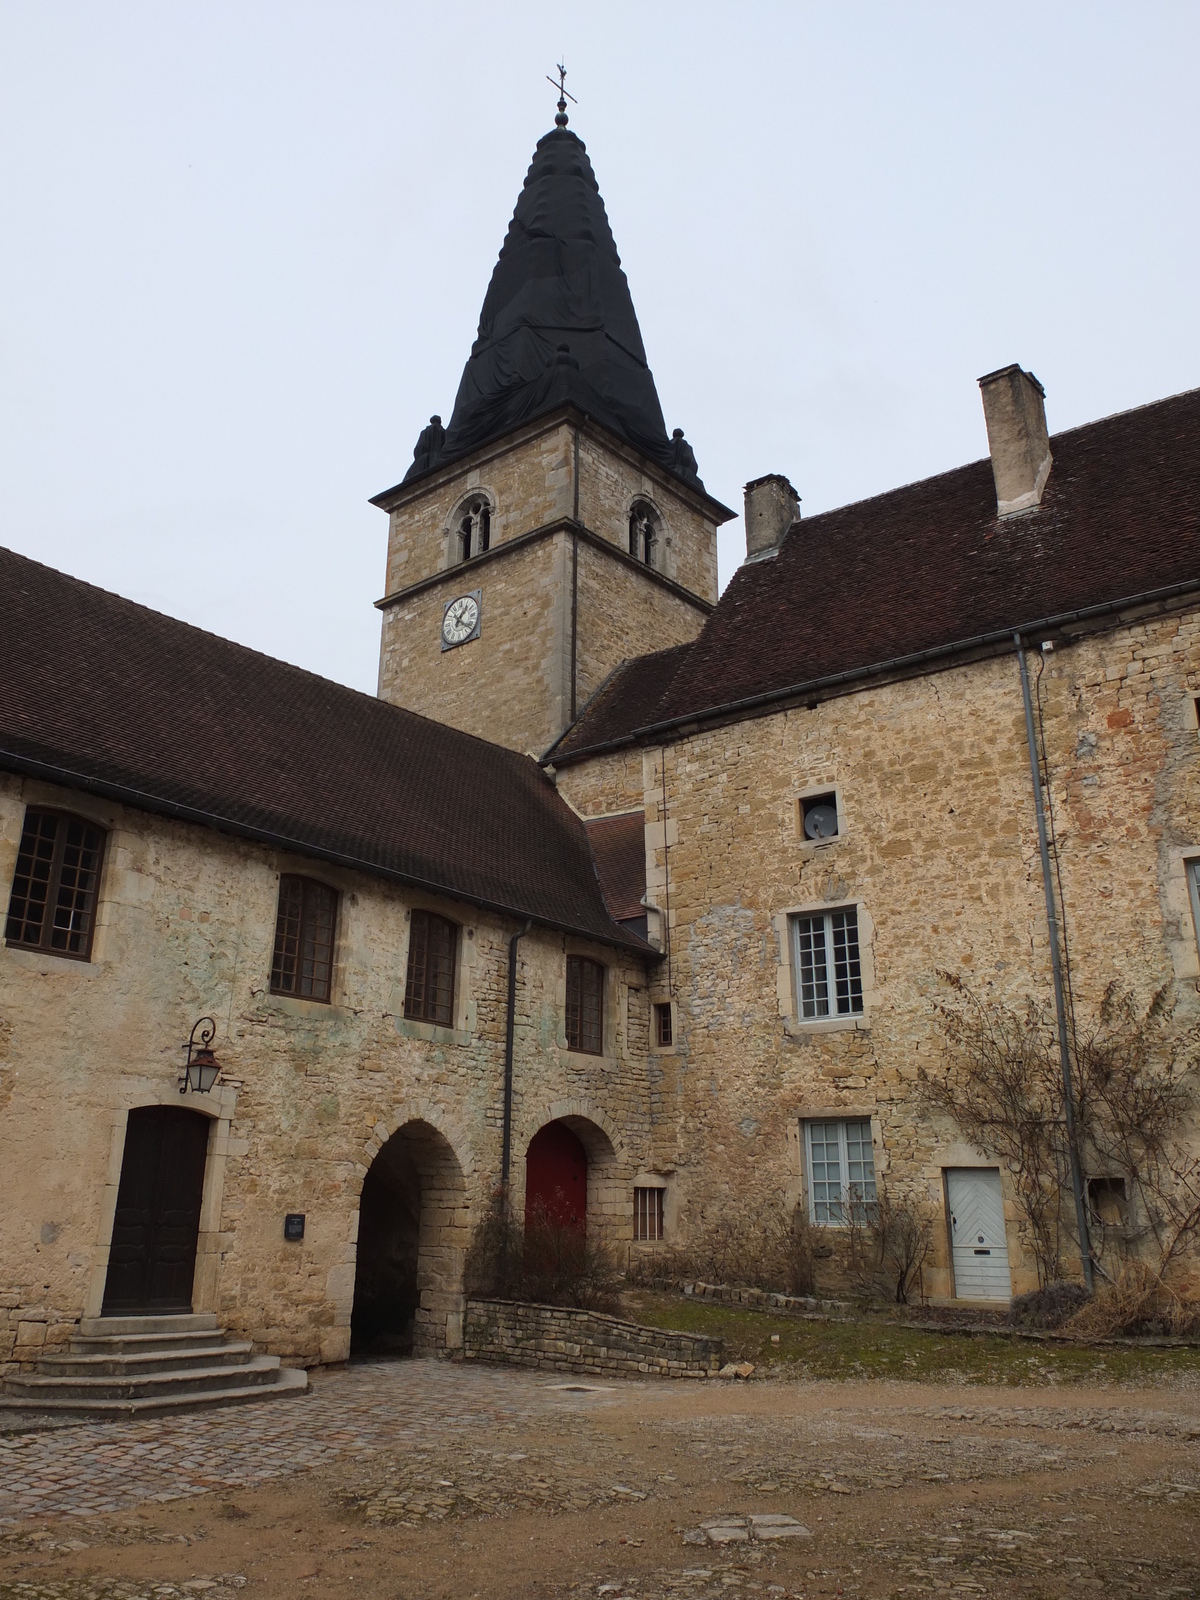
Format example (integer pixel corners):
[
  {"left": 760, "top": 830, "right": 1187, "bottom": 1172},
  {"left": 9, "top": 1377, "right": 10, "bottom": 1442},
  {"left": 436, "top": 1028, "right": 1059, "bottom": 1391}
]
[{"left": 0, "top": 1314, "right": 308, "bottom": 1427}]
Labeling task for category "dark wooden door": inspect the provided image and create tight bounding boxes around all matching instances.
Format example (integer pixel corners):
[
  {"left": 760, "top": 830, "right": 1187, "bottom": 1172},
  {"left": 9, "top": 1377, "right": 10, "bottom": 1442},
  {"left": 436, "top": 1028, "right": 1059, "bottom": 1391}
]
[
  {"left": 525, "top": 1121, "right": 588, "bottom": 1233},
  {"left": 102, "top": 1107, "right": 210, "bottom": 1313}
]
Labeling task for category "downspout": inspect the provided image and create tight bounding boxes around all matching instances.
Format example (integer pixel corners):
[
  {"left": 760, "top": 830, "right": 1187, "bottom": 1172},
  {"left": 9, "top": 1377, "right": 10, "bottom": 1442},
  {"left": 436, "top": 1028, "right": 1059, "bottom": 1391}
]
[
  {"left": 1015, "top": 633, "right": 1095, "bottom": 1292},
  {"left": 500, "top": 919, "right": 532, "bottom": 1209}
]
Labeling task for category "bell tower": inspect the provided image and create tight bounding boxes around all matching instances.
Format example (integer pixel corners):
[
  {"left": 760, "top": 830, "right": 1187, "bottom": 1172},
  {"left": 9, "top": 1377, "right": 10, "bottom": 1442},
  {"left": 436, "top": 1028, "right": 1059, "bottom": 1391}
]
[{"left": 372, "top": 96, "right": 734, "bottom": 758}]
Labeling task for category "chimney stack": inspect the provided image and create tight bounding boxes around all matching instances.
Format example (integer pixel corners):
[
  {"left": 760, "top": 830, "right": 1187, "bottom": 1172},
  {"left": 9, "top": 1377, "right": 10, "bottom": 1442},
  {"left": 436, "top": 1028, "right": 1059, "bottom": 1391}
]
[
  {"left": 978, "top": 364, "right": 1052, "bottom": 516},
  {"left": 743, "top": 474, "right": 800, "bottom": 561}
]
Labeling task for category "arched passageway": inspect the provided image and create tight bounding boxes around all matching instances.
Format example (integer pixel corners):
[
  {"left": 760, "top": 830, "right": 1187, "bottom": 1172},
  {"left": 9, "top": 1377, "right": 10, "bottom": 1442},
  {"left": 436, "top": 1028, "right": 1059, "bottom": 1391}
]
[
  {"left": 351, "top": 1120, "right": 467, "bottom": 1356},
  {"left": 524, "top": 1120, "right": 588, "bottom": 1232}
]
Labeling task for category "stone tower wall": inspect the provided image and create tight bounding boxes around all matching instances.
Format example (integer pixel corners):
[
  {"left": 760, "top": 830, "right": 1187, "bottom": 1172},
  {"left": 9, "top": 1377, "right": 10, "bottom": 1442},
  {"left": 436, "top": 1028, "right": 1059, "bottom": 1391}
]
[{"left": 375, "top": 415, "right": 721, "bottom": 756}]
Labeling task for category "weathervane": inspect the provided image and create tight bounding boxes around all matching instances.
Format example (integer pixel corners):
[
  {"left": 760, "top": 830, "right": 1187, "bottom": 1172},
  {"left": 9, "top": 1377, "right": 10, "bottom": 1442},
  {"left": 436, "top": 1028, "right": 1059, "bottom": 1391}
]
[{"left": 546, "top": 62, "right": 577, "bottom": 128}]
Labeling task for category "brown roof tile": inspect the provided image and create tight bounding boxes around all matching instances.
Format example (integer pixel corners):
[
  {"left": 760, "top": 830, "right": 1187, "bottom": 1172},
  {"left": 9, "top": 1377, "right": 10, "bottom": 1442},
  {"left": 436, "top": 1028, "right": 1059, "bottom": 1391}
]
[
  {"left": 0, "top": 546, "right": 647, "bottom": 949},
  {"left": 583, "top": 812, "right": 647, "bottom": 923},
  {"left": 554, "top": 386, "right": 1200, "bottom": 756},
  {"left": 550, "top": 643, "right": 692, "bottom": 760}
]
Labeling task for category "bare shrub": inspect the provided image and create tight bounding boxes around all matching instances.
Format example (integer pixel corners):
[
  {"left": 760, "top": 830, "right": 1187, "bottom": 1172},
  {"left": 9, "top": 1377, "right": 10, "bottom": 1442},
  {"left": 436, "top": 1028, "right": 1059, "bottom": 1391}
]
[
  {"left": 626, "top": 1197, "right": 817, "bottom": 1297},
  {"left": 1009, "top": 1281, "right": 1090, "bottom": 1330},
  {"left": 922, "top": 975, "right": 1200, "bottom": 1289},
  {"left": 1065, "top": 1259, "right": 1200, "bottom": 1339},
  {"left": 843, "top": 1186, "right": 935, "bottom": 1304},
  {"left": 463, "top": 1194, "right": 622, "bottom": 1313}
]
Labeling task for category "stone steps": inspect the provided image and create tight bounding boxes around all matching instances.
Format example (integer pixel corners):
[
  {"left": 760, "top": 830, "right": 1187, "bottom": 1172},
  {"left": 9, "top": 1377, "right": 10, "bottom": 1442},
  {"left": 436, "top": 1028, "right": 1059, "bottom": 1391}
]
[{"left": 0, "top": 1313, "right": 308, "bottom": 1427}]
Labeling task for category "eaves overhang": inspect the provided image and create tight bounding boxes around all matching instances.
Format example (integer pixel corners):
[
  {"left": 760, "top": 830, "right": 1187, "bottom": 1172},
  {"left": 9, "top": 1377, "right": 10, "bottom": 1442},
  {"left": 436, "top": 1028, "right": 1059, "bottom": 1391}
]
[{"left": 0, "top": 746, "right": 659, "bottom": 959}]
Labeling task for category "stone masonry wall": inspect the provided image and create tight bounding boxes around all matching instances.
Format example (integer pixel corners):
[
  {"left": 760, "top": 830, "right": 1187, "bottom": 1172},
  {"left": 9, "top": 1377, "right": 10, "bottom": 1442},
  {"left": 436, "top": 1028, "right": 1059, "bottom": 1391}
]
[
  {"left": 378, "top": 534, "right": 569, "bottom": 756},
  {"left": 0, "top": 774, "right": 655, "bottom": 1372},
  {"left": 558, "top": 602, "right": 1200, "bottom": 1301},
  {"left": 377, "top": 419, "right": 718, "bottom": 758},
  {"left": 462, "top": 1297, "right": 722, "bottom": 1379}
]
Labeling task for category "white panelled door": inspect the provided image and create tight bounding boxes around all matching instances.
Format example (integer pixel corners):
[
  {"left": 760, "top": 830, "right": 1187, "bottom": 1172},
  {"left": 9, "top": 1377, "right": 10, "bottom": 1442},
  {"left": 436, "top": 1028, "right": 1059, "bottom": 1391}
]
[{"left": 946, "top": 1167, "right": 1012, "bottom": 1299}]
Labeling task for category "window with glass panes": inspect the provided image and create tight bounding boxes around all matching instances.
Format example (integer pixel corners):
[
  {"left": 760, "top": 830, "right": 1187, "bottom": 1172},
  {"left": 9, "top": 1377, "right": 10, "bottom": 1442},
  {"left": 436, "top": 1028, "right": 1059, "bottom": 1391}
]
[
  {"left": 4, "top": 808, "right": 106, "bottom": 960},
  {"left": 804, "top": 1118, "right": 877, "bottom": 1224},
  {"left": 270, "top": 875, "right": 338, "bottom": 1002},
  {"left": 791, "top": 906, "right": 863, "bottom": 1019},
  {"left": 403, "top": 910, "right": 457, "bottom": 1026},
  {"left": 565, "top": 955, "right": 604, "bottom": 1054},
  {"left": 634, "top": 1186, "right": 664, "bottom": 1241}
]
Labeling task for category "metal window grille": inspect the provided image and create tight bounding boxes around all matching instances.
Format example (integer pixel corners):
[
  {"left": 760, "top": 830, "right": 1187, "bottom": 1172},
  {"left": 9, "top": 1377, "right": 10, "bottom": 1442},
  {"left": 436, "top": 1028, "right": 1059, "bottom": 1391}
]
[
  {"left": 566, "top": 955, "right": 604, "bottom": 1054},
  {"left": 654, "top": 1002, "right": 673, "bottom": 1048},
  {"left": 791, "top": 906, "right": 863, "bottom": 1018},
  {"left": 270, "top": 875, "right": 337, "bottom": 1002},
  {"left": 804, "top": 1117, "right": 877, "bottom": 1224},
  {"left": 4, "top": 807, "right": 106, "bottom": 959},
  {"left": 403, "top": 909, "right": 458, "bottom": 1026},
  {"left": 634, "top": 1186, "right": 664, "bottom": 1242}
]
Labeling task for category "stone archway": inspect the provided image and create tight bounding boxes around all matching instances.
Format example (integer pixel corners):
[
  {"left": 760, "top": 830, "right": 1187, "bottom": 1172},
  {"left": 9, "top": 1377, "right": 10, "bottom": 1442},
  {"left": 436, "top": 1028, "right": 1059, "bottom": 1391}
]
[
  {"left": 522, "top": 1111, "right": 623, "bottom": 1246},
  {"left": 351, "top": 1119, "right": 468, "bottom": 1357}
]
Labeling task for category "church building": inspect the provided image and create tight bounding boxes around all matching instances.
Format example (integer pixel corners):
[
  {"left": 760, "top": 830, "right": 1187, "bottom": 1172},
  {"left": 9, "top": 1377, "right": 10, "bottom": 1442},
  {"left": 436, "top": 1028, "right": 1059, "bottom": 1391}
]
[{"left": 3, "top": 100, "right": 1199, "bottom": 1401}]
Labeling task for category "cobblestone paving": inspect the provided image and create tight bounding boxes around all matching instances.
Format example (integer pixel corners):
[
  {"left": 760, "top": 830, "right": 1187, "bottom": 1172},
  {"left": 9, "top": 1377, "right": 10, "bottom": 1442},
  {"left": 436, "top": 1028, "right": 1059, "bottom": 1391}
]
[{"left": 0, "top": 1361, "right": 622, "bottom": 1527}]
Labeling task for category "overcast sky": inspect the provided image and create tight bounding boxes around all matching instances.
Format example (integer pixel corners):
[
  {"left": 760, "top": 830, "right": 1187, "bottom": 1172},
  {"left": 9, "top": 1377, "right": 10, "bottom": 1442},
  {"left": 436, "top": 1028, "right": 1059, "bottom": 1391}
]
[{"left": 2, "top": 3, "right": 1197, "bottom": 694}]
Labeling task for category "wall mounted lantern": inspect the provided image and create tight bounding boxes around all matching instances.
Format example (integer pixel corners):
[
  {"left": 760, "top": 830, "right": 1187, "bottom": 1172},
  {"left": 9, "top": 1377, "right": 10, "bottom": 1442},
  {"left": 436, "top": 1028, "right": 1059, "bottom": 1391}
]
[{"left": 181, "top": 1016, "right": 221, "bottom": 1094}]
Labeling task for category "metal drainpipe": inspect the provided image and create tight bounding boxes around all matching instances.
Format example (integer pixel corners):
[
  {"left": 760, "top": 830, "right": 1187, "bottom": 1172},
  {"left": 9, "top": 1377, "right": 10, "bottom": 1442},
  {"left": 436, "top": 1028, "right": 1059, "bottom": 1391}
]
[
  {"left": 1015, "top": 633, "right": 1095, "bottom": 1292},
  {"left": 500, "top": 919, "right": 532, "bottom": 1207}
]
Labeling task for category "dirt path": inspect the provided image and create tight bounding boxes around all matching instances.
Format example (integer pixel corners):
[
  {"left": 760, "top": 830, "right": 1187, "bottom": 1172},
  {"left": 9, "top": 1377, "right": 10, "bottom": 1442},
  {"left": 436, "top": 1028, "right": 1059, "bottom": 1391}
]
[{"left": 2, "top": 1360, "right": 1198, "bottom": 1599}]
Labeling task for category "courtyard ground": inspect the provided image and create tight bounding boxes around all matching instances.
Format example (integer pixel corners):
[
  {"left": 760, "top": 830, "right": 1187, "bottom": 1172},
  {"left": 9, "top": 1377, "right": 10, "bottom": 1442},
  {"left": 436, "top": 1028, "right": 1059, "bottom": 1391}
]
[{"left": 1, "top": 1297, "right": 1198, "bottom": 1600}]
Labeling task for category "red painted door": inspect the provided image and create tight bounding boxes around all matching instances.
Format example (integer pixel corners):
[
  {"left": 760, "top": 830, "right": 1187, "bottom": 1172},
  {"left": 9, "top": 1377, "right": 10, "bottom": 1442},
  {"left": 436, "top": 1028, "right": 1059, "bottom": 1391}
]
[{"left": 524, "top": 1121, "right": 587, "bottom": 1233}]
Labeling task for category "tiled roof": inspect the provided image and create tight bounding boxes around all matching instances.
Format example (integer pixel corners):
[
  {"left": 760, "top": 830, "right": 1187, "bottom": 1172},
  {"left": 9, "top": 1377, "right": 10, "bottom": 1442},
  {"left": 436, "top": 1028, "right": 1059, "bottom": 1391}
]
[
  {"left": 550, "top": 644, "right": 692, "bottom": 761},
  {"left": 0, "top": 546, "right": 647, "bottom": 949},
  {"left": 553, "top": 386, "right": 1200, "bottom": 758},
  {"left": 583, "top": 812, "right": 647, "bottom": 924}
]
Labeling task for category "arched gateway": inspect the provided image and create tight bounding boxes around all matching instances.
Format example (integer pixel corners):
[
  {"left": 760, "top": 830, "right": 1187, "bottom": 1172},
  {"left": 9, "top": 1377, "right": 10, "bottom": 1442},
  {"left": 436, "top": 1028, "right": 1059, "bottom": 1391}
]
[{"left": 351, "top": 1119, "right": 467, "bottom": 1356}]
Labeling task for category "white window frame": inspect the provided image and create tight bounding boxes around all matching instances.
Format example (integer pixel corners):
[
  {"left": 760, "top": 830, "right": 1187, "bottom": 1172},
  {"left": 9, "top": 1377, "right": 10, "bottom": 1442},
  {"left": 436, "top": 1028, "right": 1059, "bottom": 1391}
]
[
  {"left": 790, "top": 905, "right": 864, "bottom": 1020},
  {"left": 803, "top": 1117, "right": 877, "bottom": 1226}
]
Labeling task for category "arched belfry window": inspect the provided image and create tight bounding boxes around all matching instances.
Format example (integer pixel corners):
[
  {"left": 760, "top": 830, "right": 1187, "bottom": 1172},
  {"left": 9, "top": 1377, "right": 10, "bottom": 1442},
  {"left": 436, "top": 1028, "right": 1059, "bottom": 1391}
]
[
  {"left": 628, "top": 500, "right": 658, "bottom": 566},
  {"left": 456, "top": 496, "right": 491, "bottom": 563}
]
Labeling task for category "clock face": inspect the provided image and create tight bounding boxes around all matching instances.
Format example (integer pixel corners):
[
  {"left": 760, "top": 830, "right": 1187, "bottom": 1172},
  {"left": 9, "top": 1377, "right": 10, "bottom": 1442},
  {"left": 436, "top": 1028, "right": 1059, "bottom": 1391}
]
[{"left": 441, "top": 593, "right": 480, "bottom": 647}]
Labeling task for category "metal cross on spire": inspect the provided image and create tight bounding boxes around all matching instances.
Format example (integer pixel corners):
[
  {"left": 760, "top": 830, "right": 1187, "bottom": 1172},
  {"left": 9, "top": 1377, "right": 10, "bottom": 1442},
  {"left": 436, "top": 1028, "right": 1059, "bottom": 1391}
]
[{"left": 546, "top": 62, "right": 577, "bottom": 128}]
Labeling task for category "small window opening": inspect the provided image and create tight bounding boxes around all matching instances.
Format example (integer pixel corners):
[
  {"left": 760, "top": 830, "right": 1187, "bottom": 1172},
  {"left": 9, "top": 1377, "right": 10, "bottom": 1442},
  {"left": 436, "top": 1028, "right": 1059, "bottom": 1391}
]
[
  {"left": 566, "top": 955, "right": 605, "bottom": 1054},
  {"left": 404, "top": 909, "right": 458, "bottom": 1026},
  {"left": 800, "top": 792, "right": 839, "bottom": 841},
  {"left": 271, "top": 875, "right": 338, "bottom": 1002},
  {"left": 1087, "top": 1176, "right": 1130, "bottom": 1230},
  {"left": 654, "top": 1002, "right": 673, "bottom": 1048},
  {"left": 4, "top": 807, "right": 106, "bottom": 960},
  {"left": 791, "top": 906, "right": 863, "bottom": 1019},
  {"left": 457, "top": 496, "right": 491, "bottom": 563},
  {"left": 627, "top": 500, "right": 658, "bottom": 566},
  {"left": 634, "top": 1187, "right": 664, "bottom": 1242}
]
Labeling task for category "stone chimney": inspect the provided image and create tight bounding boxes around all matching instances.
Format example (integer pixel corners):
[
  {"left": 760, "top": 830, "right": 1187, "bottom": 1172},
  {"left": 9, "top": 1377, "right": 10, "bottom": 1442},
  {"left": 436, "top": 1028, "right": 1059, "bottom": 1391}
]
[
  {"left": 978, "top": 365, "right": 1052, "bottom": 516},
  {"left": 744, "top": 474, "right": 800, "bottom": 561}
]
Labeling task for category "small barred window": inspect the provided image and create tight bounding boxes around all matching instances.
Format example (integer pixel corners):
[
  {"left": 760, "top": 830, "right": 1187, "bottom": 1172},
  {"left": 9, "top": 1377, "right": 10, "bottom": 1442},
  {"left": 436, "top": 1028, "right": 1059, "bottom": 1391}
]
[
  {"left": 654, "top": 1002, "right": 673, "bottom": 1048},
  {"left": 404, "top": 909, "right": 458, "bottom": 1026},
  {"left": 634, "top": 1186, "right": 664, "bottom": 1241},
  {"left": 270, "top": 875, "right": 338, "bottom": 1003},
  {"left": 4, "top": 807, "right": 106, "bottom": 960},
  {"left": 566, "top": 955, "right": 604, "bottom": 1054}
]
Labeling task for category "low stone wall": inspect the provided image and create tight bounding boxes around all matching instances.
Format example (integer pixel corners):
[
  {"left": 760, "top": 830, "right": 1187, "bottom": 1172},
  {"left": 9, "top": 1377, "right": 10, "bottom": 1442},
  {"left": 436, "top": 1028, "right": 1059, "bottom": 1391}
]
[
  {"left": 679, "top": 1280, "right": 850, "bottom": 1314},
  {"left": 463, "top": 1298, "right": 722, "bottom": 1379}
]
